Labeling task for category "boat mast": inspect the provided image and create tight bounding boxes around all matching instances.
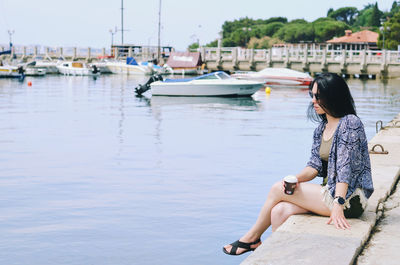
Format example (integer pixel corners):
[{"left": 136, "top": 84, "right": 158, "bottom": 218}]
[
  {"left": 157, "top": 0, "right": 161, "bottom": 63},
  {"left": 121, "top": 0, "right": 124, "bottom": 44}
]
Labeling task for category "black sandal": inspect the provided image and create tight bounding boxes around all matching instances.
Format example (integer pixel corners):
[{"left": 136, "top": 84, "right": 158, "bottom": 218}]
[{"left": 222, "top": 238, "right": 261, "bottom": 255}]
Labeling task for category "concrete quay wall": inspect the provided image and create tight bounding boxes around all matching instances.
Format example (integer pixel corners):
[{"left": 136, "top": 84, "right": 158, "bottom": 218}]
[{"left": 241, "top": 113, "right": 400, "bottom": 265}]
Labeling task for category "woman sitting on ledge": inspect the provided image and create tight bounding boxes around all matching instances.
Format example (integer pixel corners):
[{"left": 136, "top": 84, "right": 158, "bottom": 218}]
[{"left": 223, "top": 72, "right": 374, "bottom": 256}]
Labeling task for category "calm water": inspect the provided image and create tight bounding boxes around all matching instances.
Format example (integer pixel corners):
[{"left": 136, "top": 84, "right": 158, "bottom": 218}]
[{"left": 0, "top": 75, "right": 399, "bottom": 265}]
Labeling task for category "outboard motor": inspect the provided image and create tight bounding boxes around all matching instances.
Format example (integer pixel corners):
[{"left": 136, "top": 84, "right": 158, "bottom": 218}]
[
  {"left": 17, "top": 66, "right": 25, "bottom": 81},
  {"left": 17, "top": 66, "right": 24, "bottom": 74},
  {"left": 91, "top": 65, "right": 99, "bottom": 74},
  {"left": 135, "top": 74, "right": 163, "bottom": 96}
]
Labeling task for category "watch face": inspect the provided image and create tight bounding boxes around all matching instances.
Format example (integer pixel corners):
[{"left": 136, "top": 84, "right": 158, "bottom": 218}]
[{"left": 338, "top": 197, "right": 345, "bottom": 205}]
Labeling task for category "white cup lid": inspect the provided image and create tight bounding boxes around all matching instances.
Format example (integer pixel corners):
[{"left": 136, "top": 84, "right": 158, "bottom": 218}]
[{"left": 284, "top": 175, "right": 298, "bottom": 183}]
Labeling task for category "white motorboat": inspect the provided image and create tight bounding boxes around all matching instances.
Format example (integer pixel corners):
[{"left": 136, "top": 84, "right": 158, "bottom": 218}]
[
  {"left": 0, "top": 65, "right": 25, "bottom": 79},
  {"left": 232, "top": 68, "right": 312, "bottom": 89},
  {"left": 24, "top": 67, "right": 46, "bottom": 76},
  {"left": 136, "top": 71, "right": 264, "bottom": 97},
  {"left": 90, "top": 61, "right": 112, "bottom": 74},
  {"left": 57, "top": 61, "right": 100, "bottom": 76},
  {"left": 105, "top": 57, "right": 154, "bottom": 75},
  {"left": 34, "top": 59, "right": 60, "bottom": 74}
]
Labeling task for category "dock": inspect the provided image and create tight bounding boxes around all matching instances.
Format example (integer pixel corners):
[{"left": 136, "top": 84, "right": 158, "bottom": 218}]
[{"left": 241, "top": 114, "right": 400, "bottom": 265}]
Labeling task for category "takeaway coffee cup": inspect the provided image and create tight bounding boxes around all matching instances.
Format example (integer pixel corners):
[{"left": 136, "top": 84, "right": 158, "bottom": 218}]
[{"left": 284, "top": 175, "right": 298, "bottom": 195}]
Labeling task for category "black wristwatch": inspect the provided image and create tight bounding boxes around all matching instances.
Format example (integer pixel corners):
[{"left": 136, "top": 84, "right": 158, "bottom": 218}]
[{"left": 334, "top": 196, "right": 345, "bottom": 205}]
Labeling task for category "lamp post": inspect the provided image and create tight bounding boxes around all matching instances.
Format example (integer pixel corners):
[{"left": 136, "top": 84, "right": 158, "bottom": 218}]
[
  {"left": 109, "top": 27, "right": 117, "bottom": 47},
  {"left": 197, "top": 25, "right": 201, "bottom": 48},
  {"left": 157, "top": 0, "right": 162, "bottom": 64},
  {"left": 121, "top": 0, "right": 124, "bottom": 44},
  {"left": 7, "top": 29, "right": 14, "bottom": 47},
  {"left": 380, "top": 19, "right": 390, "bottom": 50},
  {"left": 242, "top": 27, "right": 251, "bottom": 47},
  {"left": 190, "top": 34, "right": 198, "bottom": 49},
  {"left": 218, "top": 31, "right": 223, "bottom": 48}
]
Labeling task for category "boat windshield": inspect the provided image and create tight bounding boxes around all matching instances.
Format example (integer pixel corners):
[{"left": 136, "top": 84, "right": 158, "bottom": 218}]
[
  {"left": 216, "top": 72, "right": 231, "bottom": 79},
  {"left": 195, "top": 71, "right": 232, "bottom": 80},
  {"left": 197, "top": 74, "right": 218, "bottom": 80}
]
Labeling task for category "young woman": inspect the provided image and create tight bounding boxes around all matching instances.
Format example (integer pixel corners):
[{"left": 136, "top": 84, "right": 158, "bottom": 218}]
[{"left": 223, "top": 73, "right": 374, "bottom": 256}]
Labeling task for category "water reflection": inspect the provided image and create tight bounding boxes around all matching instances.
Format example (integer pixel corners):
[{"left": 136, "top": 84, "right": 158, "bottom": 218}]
[{"left": 148, "top": 95, "right": 259, "bottom": 109}]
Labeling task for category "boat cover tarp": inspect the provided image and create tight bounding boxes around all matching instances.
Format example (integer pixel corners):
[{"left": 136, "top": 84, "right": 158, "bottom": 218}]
[
  {"left": 165, "top": 52, "right": 202, "bottom": 68},
  {"left": 126, "top": 57, "right": 138, "bottom": 65},
  {"left": 0, "top": 50, "right": 11, "bottom": 56}
]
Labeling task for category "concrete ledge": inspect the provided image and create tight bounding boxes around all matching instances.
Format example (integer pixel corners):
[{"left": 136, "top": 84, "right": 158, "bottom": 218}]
[
  {"left": 242, "top": 114, "right": 400, "bottom": 265},
  {"left": 357, "top": 182, "right": 400, "bottom": 265}
]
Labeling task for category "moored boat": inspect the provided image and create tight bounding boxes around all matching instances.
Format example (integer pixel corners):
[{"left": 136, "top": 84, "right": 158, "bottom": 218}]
[
  {"left": 105, "top": 57, "right": 154, "bottom": 75},
  {"left": 135, "top": 71, "right": 264, "bottom": 97},
  {"left": 232, "top": 68, "right": 312, "bottom": 89},
  {"left": 24, "top": 67, "right": 46, "bottom": 76},
  {"left": 57, "top": 61, "right": 100, "bottom": 76},
  {"left": 0, "top": 65, "right": 25, "bottom": 79},
  {"left": 34, "top": 59, "right": 60, "bottom": 74}
]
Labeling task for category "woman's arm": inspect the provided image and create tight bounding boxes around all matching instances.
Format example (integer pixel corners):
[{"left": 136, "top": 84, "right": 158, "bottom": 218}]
[
  {"left": 296, "top": 166, "right": 319, "bottom": 183},
  {"left": 327, "top": 182, "right": 350, "bottom": 229}
]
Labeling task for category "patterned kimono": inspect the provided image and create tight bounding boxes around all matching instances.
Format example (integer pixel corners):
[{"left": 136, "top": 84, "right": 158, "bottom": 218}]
[{"left": 307, "top": 114, "right": 374, "bottom": 200}]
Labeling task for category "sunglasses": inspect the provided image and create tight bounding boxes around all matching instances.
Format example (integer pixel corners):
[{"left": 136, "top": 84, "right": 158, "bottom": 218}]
[{"left": 309, "top": 90, "right": 320, "bottom": 101}]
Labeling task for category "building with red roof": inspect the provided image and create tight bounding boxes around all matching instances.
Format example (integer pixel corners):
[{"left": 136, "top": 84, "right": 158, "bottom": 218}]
[{"left": 327, "top": 30, "right": 379, "bottom": 50}]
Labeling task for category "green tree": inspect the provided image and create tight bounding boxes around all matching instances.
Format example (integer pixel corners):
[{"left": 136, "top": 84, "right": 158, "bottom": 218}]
[
  {"left": 264, "top": 17, "right": 288, "bottom": 24},
  {"left": 328, "top": 7, "right": 358, "bottom": 25},
  {"left": 248, "top": 36, "right": 282, "bottom": 49},
  {"left": 312, "top": 18, "right": 350, "bottom": 42},
  {"left": 255, "top": 22, "right": 285, "bottom": 37},
  {"left": 289, "top": 19, "right": 308, "bottom": 24},
  {"left": 378, "top": 11, "right": 400, "bottom": 49},
  {"left": 219, "top": 16, "right": 289, "bottom": 47},
  {"left": 368, "top": 2, "right": 383, "bottom": 27},
  {"left": 273, "top": 22, "right": 314, "bottom": 43},
  {"left": 353, "top": 7, "right": 373, "bottom": 27},
  {"left": 388, "top": 1, "right": 400, "bottom": 17},
  {"left": 188, "top": 42, "right": 199, "bottom": 50},
  {"left": 205, "top": 39, "right": 218, "bottom": 47}
]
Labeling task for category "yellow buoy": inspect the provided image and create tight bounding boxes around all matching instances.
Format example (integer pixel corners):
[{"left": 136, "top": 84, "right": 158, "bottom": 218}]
[{"left": 265, "top": 86, "right": 271, "bottom": 94}]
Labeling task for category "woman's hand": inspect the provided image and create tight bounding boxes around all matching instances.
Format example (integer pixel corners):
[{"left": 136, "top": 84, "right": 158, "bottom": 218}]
[
  {"left": 326, "top": 204, "right": 350, "bottom": 229},
  {"left": 281, "top": 180, "right": 299, "bottom": 194}
]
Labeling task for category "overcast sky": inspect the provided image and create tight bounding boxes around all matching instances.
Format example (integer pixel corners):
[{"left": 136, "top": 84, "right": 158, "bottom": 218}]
[{"left": 0, "top": 0, "right": 395, "bottom": 51}]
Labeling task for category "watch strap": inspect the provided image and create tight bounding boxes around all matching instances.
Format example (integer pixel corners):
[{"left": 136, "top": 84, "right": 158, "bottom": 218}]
[{"left": 334, "top": 196, "right": 345, "bottom": 205}]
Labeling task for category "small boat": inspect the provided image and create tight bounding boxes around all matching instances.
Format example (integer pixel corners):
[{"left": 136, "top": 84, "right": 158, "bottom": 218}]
[
  {"left": 135, "top": 71, "right": 264, "bottom": 97},
  {"left": 57, "top": 61, "right": 100, "bottom": 76},
  {"left": 105, "top": 57, "right": 154, "bottom": 75},
  {"left": 232, "top": 68, "right": 312, "bottom": 89},
  {"left": 90, "top": 61, "right": 112, "bottom": 74},
  {"left": 25, "top": 67, "right": 46, "bottom": 76},
  {"left": 34, "top": 59, "right": 60, "bottom": 74},
  {"left": 0, "top": 65, "right": 25, "bottom": 79}
]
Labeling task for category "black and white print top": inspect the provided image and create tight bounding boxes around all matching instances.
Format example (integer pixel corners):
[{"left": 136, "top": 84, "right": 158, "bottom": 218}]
[{"left": 307, "top": 114, "right": 374, "bottom": 199}]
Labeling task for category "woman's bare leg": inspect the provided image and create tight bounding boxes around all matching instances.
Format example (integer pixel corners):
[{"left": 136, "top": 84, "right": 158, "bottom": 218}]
[
  {"left": 270, "top": 202, "right": 309, "bottom": 232},
  {"left": 223, "top": 182, "right": 331, "bottom": 254}
]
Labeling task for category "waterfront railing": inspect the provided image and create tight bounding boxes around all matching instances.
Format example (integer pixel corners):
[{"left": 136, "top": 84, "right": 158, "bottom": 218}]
[{"left": 2, "top": 45, "right": 400, "bottom": 77}]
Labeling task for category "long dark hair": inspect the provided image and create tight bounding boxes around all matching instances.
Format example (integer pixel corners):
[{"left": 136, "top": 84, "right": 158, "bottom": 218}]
[{"left": 307, "top": 73, "right": 356, "bottom": 122}]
